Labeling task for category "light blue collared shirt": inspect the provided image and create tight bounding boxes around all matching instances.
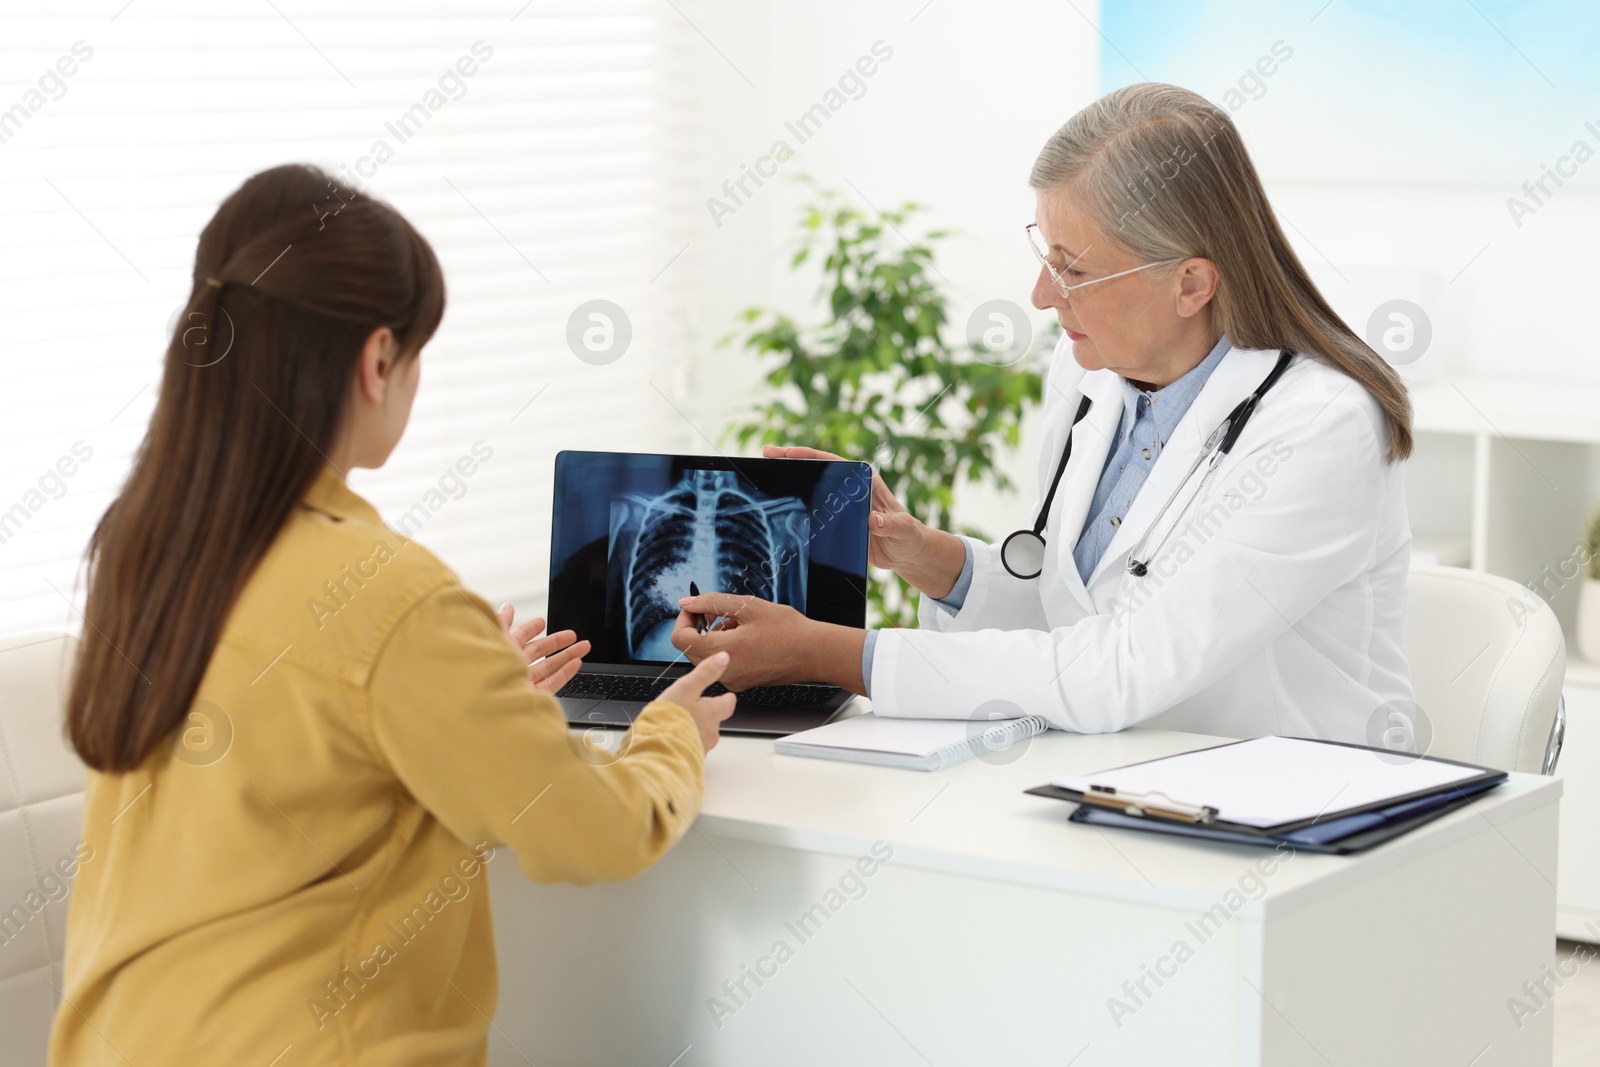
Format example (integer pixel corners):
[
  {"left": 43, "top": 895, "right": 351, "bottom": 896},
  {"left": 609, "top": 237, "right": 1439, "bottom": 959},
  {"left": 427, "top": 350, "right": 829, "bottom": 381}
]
[
  {"left": 1072, "top": 335, "right": 1230, "bottom": 582},
  {"left": 859, "top": 336, "right": 1232, "bottom": 696}
]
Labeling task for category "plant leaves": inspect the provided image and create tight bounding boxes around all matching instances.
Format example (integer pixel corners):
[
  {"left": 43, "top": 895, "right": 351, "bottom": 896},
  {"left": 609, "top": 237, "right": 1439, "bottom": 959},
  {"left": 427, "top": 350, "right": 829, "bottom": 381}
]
[{"left": 722, "top": 187, "right": 1044, "bottom": 617}]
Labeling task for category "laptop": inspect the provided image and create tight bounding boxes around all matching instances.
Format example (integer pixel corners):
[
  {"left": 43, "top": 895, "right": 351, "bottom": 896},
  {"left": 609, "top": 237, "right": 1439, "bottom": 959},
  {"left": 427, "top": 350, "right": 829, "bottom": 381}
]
[{"left": 546, "top": 450, "right": 873, "bottom": 736}]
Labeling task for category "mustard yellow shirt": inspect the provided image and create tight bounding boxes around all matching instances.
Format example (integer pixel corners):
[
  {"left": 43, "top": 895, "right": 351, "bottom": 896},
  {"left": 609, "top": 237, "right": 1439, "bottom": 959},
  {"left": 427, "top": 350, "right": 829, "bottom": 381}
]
[{"left": 51, "top": 467, "right": 704, "bottom": 1066}]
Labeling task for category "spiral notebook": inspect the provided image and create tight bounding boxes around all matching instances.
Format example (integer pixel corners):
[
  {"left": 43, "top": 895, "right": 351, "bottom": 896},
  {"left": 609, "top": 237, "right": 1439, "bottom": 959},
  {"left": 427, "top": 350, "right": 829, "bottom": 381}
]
[{"left": 773, "top": 712, "right": 1050, "bottom": 771}]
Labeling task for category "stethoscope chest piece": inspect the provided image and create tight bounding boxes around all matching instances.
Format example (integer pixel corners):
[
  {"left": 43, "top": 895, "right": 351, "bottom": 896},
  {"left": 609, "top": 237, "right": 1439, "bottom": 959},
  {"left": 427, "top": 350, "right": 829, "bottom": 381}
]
[
  {"left": 999, "top": 394, "right": 1093, "bottom": 582},
  {"left": 1001, "top": 529, "right": 1048, "bottom": 580}
]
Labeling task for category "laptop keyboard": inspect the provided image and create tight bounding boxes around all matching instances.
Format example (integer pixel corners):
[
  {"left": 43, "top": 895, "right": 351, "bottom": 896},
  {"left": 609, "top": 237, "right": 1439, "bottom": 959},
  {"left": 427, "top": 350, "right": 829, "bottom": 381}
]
[{"left": 557, "top": 673, "right": 841, "bottom": 709}]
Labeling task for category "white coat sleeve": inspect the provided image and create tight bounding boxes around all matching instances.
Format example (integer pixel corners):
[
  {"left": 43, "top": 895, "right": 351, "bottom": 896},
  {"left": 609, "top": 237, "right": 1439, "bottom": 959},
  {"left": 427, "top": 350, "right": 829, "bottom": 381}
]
[
  {"left": 916, "top": 535, "right": 1051, "bottom": 633},
  {"left": 874, "top": 377, "right": 1391, "bottom": 731}
]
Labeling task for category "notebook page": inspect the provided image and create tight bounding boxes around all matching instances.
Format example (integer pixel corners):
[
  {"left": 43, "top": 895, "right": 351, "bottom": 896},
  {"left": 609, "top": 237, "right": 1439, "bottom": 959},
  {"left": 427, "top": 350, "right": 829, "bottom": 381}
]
[
  {"left": 781, "top": 713, "right": 1029, "bottom": 756},
  {"left": 1053, "top": 736, "right": 1488, "bottom": 828}
]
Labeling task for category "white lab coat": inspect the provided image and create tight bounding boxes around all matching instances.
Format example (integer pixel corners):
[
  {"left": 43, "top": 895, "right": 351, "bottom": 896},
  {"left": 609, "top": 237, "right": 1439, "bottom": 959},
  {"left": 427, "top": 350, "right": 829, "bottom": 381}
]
[{"left": 868, "top": 336, "right": 1413, "bottom": 742}]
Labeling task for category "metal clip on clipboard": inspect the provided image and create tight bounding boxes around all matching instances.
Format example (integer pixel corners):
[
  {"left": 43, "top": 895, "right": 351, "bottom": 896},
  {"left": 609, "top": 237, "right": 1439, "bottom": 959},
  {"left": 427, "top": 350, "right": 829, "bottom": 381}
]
[{"left": 1080, "top": 785, "right": 1219, "bottom": 824}]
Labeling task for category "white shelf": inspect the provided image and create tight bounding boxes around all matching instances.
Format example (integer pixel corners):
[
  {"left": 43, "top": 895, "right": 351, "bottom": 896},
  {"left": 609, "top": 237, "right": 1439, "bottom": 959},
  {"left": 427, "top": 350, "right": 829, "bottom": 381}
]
[
  {"left": 1405, "top": 377, "right": 1596, "bottom": 643},
  {"left": 1410, "top": 381, "right": 1600, "bottom": 942},
  {"left": 1411, "top": 374, "right": 1600, "bottom": 445}
]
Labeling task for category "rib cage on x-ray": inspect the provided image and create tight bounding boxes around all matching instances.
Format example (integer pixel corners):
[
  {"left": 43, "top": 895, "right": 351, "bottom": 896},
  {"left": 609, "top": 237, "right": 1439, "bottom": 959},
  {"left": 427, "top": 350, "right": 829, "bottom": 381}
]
[{"left": 610, "top": 470, "right": 809, "bottom": 660}]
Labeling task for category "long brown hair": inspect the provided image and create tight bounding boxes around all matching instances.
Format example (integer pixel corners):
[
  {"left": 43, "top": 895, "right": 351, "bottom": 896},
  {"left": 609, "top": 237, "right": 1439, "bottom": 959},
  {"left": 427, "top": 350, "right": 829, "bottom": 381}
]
[
  {"left": 67, "top": 164, "right": 446, "bottom": 772},
  {"left": 1030, "top": 82, "right": 1412, "bottom": 462}
]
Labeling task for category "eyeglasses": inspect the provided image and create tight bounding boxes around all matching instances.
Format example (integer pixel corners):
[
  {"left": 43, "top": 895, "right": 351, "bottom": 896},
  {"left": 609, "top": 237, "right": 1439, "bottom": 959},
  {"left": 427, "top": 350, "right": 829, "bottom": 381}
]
[{"left": 1026, "top": 223, "right": 1180, "bottom": 301}]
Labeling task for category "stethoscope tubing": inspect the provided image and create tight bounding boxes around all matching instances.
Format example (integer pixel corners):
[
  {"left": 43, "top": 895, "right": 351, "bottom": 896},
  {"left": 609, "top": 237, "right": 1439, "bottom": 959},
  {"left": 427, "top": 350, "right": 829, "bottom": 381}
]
[{"left": 1000, "top": 350, "right": 1293, "bottom": 582}]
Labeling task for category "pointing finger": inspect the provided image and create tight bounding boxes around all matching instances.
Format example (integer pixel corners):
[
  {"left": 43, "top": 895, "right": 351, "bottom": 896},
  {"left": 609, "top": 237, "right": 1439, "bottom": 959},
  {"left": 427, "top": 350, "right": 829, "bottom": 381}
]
[
  {"left": 679, "top": 649, "right": 730, "bottom": 686},
  {"left": 676, "top": 592, "right": 756, "bottom": 619}
]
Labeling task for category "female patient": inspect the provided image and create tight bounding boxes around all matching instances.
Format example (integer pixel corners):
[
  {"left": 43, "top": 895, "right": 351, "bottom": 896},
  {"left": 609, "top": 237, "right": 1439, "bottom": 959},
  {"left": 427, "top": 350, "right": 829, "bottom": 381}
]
[{"left": 50, "top": 164, "right": 733, "bottom": 1066}]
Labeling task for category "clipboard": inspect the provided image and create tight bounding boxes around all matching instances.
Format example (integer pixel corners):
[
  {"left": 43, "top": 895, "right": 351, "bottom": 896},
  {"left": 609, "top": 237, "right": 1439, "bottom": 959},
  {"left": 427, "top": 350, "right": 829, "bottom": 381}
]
[
  {"left": 1029, "top": 775, "right": 1503, "bottom": 853},
  {"left": 1026, "top": 736, "right": 1508, "bottom": 850}
]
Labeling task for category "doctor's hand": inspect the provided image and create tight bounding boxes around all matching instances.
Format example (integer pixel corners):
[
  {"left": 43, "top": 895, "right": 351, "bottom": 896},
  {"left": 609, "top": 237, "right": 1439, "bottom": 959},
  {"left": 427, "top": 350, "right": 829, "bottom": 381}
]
[
  {"left": 760, "top": 444, "right": 927, "bottom": 573},
  {"left": 498, "top": 604, "right": 591, "bottom": 695},
  {"left": 761, "top": 444, "right": 966, "bottom": 599},
  {"left": 670, "top": 593, "right": 812, "bottom": 691}
]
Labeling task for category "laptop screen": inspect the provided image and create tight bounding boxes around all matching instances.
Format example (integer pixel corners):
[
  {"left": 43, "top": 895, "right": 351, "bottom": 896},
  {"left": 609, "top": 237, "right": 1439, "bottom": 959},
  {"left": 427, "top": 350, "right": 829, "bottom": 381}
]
[{"left": 547, "top": 451, "right": 873, "bottom": 667}]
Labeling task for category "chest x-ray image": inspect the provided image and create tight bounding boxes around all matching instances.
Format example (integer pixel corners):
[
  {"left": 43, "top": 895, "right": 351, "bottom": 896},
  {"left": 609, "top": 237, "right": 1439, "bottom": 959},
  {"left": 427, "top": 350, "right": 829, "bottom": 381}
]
[
  {"left": 608, "top": 470, "right": 809, "bottom": 660},
  {"left": 547, "top": 452, "right": 872, "bottom": 665}
]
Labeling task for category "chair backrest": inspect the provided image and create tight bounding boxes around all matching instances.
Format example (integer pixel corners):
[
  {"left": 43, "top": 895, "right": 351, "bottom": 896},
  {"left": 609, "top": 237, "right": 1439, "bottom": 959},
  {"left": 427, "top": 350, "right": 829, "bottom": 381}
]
[
  {"left": 0, "top": 631, "right": 84, "bottom": 1066},
  {"left": 1404, "top": 566, "right": 1565, "bottom": 774}
]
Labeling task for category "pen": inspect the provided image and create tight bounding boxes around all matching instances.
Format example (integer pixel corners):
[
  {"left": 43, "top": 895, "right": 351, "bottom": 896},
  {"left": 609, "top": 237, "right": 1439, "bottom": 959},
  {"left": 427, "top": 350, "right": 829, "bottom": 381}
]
[
  {"left": 687, "top": 582, "right": 729, "bottom": 635},
  {"left": 688, "top": 582, "right": 706, "bottom": 634},
  {"left": 1081, "top": 785, "right": 1218, "bottom": 824}
]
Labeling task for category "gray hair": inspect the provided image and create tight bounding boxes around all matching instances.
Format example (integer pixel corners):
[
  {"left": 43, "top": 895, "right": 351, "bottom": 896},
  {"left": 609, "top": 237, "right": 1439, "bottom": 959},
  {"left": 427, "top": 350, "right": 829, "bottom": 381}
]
[{"left": 1031, "top": 82, "right": 1411, "bottom": 462}]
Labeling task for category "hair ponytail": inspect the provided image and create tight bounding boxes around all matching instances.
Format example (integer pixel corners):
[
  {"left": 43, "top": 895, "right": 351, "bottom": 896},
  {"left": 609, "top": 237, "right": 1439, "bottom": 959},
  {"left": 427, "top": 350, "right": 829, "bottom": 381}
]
[{"left": 66, "top": 164, "right": 446, "bottom": 772}]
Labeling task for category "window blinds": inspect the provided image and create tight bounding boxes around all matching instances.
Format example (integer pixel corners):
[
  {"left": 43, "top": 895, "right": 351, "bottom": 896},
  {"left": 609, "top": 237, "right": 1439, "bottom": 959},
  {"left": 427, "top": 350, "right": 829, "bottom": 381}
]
[{"left": 0, "top": 1, "right": 697, "bottom": 636}]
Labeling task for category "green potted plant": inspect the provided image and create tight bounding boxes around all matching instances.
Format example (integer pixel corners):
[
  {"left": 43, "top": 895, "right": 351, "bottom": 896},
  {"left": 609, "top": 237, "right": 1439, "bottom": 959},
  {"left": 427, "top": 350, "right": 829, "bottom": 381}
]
[{"left": 724, "top": 182, "right": 1044, "bottom": 628}]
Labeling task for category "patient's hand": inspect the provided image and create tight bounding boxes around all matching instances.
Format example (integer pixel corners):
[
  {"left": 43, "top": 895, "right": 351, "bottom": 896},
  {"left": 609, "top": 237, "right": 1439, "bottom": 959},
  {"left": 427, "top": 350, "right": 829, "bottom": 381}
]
[{"left": 498, "top": 604, "right": 591, "bottom": 694}]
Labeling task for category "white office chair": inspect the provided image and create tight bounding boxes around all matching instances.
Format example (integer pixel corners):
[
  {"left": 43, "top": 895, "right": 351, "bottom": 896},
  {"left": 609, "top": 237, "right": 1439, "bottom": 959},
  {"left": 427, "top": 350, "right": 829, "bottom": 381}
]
[
  {"left": 0, "top": 631, "right": 85, "bottom": 1066},
  {"left": 1404, "top": 566, "right": 1566, "bottom": 775}
]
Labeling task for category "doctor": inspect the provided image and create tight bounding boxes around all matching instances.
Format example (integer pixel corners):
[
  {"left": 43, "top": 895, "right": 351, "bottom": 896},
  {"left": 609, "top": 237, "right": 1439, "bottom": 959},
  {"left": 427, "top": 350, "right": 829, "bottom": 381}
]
[{"left": 673, "top": 82, "right": 1414, "bottom": 740}]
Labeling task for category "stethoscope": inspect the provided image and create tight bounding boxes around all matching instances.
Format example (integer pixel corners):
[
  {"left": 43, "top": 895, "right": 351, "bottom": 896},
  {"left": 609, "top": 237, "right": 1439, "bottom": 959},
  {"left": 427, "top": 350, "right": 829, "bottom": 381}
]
[{"left": 999, "top": 350, "right": 1294, "bottom": 581}]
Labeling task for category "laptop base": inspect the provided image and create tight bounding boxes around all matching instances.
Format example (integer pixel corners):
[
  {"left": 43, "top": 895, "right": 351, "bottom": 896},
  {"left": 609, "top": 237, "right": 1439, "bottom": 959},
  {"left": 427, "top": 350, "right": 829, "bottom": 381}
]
[{"left": 558, "top": 695, "right": 855, "bottom": 739}]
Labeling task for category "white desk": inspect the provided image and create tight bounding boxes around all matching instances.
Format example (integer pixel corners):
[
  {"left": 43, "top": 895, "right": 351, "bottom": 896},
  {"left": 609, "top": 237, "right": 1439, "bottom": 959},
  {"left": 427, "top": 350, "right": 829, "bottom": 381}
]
[{"left": 488, "top": 723, "right": 1560, "bottom": 1066}]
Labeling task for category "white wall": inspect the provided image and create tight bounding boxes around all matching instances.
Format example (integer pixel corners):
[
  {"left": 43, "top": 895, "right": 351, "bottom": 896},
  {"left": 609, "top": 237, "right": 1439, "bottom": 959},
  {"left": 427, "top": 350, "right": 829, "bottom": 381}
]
[
  {"left": 668, "top": 0, "right": 1598, "bottom": 547},
  {"left": 673, "top": 0, "right": 1096, "bottom": 542},
  {"left": 1276, "top": 183, "right": 1600, "bottom": 384}
]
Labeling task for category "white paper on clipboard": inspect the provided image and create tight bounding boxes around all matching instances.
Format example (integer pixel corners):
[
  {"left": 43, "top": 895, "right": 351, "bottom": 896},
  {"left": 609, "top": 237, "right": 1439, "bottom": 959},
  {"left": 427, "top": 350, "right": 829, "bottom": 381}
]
[{"left": 1052, "top": 736, "right": 1488, "bottom": 829}]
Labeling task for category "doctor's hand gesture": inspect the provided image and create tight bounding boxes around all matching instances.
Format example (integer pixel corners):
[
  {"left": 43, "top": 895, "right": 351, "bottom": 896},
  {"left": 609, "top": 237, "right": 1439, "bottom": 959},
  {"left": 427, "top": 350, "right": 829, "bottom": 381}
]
[
  {"left": 761, "top": 445, "right": 969, "bottom": 603},
  {"left": 669, "top": 591, "right": 869, "bottom": 695},
  {"left": 761, "top": 445, "right": 924, "bottom": 570},
  {"left": 669, "top": 593, "right": 808, "bottom": 691}
]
